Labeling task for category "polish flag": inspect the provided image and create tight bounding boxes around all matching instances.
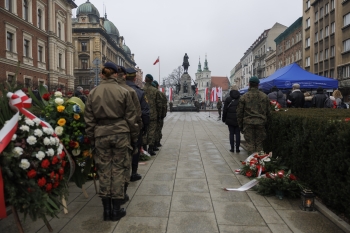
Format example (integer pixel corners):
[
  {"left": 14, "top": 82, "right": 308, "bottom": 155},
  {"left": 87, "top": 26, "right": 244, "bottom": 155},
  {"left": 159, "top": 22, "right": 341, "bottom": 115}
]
[
  {"left": 210, "top": 87, "right": 217, "bottom": 102},
  {"left": 168, "top": 87, "right": 173, "bottom": 102},
  {"left": 216, "top": 87, "right": 222, "bottom": 100},
  {"left": 153, "top": 57, "right": 159, "bottom": 65},
  {"left": 159, "top": 87, "right": 164, "bottom": 93}
]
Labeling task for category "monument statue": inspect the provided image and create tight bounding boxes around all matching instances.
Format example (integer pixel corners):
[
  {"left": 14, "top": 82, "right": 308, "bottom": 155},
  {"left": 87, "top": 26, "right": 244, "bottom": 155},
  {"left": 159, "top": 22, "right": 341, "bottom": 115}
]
[
  {"left": 175, "top": 82, "right": 181, "bottom": 94},
  {"left": 182, "top": 53, "right": 190, "bottom": 74},
  {"left": 183, "top": 81, "right": 188, "bottom": 93}
]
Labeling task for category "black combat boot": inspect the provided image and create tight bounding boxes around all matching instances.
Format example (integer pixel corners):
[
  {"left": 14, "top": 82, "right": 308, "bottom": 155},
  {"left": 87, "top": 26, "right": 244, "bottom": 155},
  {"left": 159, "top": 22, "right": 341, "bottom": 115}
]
[
  {"left": 111, "top": 199, "right": 126, "bottom": 221},
  {"left": 148, "top": 146, "right": 156, "bottom": 156},
  {"left": 121, "top": 183, "right": 129, "bottom": 204},
  {"left": 130, "top": 165, "right": 142, "bottom": 182},
  {"left": 153, "top": 145, "right": 159, "bottom": 151},
  {"left": 236, "top": 147, "right": 240, "bottom": 153},
  {"left": 101, "top": 197, "right": 111, "bottom": 221},
  {"left": 157, "top": 141, "right": 162, "bottom": 147}
]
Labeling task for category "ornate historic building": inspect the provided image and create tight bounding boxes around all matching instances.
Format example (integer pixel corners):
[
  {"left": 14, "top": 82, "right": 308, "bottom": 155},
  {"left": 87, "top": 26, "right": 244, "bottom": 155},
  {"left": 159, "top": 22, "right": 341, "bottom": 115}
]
[
  {"left": 72, "top": 0, "right": 137, "bottom": 90},
  {"left": 0, "top": 0, "right": 77, "bottom": 92}
]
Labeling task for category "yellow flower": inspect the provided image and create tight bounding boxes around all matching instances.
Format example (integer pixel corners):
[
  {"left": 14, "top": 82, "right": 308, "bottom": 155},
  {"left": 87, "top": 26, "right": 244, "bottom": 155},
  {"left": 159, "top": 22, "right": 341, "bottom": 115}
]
[
  {"left": 57, "top": 118, "right": 66, "bottom": 126},
  {"left": 57, "top": 105, "right": 65, "bottom": 112},
  {"left": 74, "top": 114, "right": 80, "bottom": 120},
  {"left": 83, "top": 150, "right": 92, "bottom": 157}
]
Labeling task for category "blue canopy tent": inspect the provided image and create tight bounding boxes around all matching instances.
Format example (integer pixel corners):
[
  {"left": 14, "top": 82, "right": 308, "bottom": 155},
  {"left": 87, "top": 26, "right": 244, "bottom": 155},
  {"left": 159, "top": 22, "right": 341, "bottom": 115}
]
[{"left": 239, "top": 63, "right": 338, "bottom": 94}]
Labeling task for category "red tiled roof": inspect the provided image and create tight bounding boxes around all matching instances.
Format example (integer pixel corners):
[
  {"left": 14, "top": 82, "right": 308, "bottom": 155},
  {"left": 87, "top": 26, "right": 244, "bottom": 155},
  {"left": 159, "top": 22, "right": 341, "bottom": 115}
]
[{"left": 211, "top": 76, "right": 229, "bottom": 91}]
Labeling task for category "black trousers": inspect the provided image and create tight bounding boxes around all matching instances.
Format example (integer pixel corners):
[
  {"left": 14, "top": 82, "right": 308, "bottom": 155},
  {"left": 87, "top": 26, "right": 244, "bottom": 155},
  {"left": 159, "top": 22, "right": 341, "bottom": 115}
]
[{"left": 228, "top": 125, "right": 240, "bottom": 150}]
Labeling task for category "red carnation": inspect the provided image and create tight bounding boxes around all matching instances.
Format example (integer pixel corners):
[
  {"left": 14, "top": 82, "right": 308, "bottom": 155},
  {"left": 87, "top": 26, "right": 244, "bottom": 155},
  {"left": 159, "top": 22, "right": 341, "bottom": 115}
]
[
  {"left": 41, "top": 159, "right": 50, "bottom": 169},
  {"left": 53, "top": 182, "right": 59, "bottom": 188},
  {"left": 60, "top": 175, "right": 63, "bottom": 180},
  {"left": 38, "top": 177, "right": 47, "bottom": 187},
  {"left": 50, "top": 171, "right": 55, "bottom": 179},
  {"left": 69, "top": 140, "right": 77, "bottom": 148},
  {"left": 59, "top": 151, "right": 66, "bottom": 160},
  {"left": 246, "top": 170, "right": 253, "bottom": 177},
  {"left": 55, "top": 173, "right": 60, "bottom": 181},
  {"left": 42, "top": 93, "right": 51, "bottom": 101},
  {"left": 61, "top": 160, "right": 66, "bottom": 167},
  {"left": 241, "top": 161, "right": 246, "bottom": 165},
  {"left": 52, "top": 156, "right": 59, "bottom": 165},
  {"left": 266, "top": 172, "right": 271, "bottom": 178},
  {"left": 277, "top": 170, "right": 285, "bottom": 178},
  {"left": 289, "top": 174, "right": 297, "bottom": 180},
  {"left": 58, "top": 167, "right": 64, "bottom": 175},
  {"left": 46, "top": 183, "right": 52, "bottom": 192},
  {"left": 27, "top": 169, "right": 37, "bottom": 179}
]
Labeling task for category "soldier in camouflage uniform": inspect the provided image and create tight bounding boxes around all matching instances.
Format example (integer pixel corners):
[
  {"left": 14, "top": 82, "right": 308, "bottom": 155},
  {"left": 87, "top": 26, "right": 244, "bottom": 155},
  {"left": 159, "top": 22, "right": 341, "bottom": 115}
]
[
  {"left": 152, "top": 81, "right": 167, "bottom": 147},
  {"left": 84, "top": 62, "right": 139, "bottom": 222},
  {"left": 237, "top": 76, "right": 271, "bottom": 155},
  {"left": 142, "top": 74, "right": 162, "bottom": 155}
]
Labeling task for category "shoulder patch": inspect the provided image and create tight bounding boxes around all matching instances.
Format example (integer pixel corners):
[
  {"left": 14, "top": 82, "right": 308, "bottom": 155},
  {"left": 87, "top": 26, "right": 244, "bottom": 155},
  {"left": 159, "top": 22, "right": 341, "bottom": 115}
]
[{"left": 144, "top": 95, "right": 148, "bottom": 103}]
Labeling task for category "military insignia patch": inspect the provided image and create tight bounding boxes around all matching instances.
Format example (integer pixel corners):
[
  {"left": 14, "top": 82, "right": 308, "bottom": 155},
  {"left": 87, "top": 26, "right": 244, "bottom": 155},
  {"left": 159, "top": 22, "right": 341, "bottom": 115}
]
[{"left": 144, "top": 95, "right": 148, "bottom": 103}]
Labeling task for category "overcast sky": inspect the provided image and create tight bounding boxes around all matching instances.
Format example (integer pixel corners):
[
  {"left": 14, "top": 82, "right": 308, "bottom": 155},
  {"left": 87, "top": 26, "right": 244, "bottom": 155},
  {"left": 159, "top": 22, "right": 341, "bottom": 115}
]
[{"left": 73, "top": 0, "right": 302, "bottom": 83}]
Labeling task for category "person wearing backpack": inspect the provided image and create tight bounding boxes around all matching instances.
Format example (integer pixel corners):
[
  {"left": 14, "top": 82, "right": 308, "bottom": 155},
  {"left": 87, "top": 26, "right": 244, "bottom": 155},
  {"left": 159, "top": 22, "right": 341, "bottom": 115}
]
[
  {"left": 222, "top": 85, "right": 241, "bottom": 153},
  {"left": 333, "top": 90, "right": 344, "bottom": 108},
  {"left": 312, "top": 87, "right": 327, "bottom": 108}
]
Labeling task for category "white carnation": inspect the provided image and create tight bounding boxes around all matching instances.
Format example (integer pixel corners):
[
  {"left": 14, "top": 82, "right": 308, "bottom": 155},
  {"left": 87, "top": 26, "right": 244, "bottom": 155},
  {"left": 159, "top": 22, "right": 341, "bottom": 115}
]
[
  {"left": 19, "top": 159, "right": 30, "bottom": 170},
  {"left": 36, "top": 151, "right": 46, "bottom": 160},
  {"left": 55, "top": 126, "right": 64, "bottom": 136},
  {"left": 72, "top": 149, "right": 81, "bottom": 156},
  {"left": 19, "top": 125, "right": 30, "bottom": 132},
  {"left": 25, "top": 118, "right": 35, "bottom": 126},
  {"left": 34, "top": 129, "right": 43, "bottom": 137},
  {"left": 13, "top": 147, "right": 23, "bottom": 157},
  {"left": 43, "top": 127, "right": 53, "bottom": 135},
  {"left": 33, "top": 118, "right": 41, "bottom": 126},
  {"left": 26, "top": 136, "right": 37, "bottom": 145},
  {"left": 43, "top": 137, "right": 51, "bottom": 145},
  {"left": 55, "top": 137, "right": 60, "bottom": 146},
  {"left": 50, "top": 137, "right": 56, "bottom": 145},
  {"left": 57, "top": 148, "right": 63, "bottom": 155},
  {"left": 54, "top": 98, "right": 64, "bottom": 105},
  {"left": 46, "top": 148, "right": 55, "bottom": 157},
  {"left": 54, "top": 91, "right": 63, "bottom": 97},
  {"left": 11, "top": 134, "right": 17, "bottom": 141}
]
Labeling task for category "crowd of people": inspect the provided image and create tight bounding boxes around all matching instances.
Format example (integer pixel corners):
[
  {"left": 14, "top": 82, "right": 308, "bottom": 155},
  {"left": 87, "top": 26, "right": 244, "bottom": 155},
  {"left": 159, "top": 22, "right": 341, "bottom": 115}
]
[
  {"left": 222, "top": 76, "right": 348, "bottom": 155},
  {"left": 84, "top": 62, "right": 167, "bottom": 222}
]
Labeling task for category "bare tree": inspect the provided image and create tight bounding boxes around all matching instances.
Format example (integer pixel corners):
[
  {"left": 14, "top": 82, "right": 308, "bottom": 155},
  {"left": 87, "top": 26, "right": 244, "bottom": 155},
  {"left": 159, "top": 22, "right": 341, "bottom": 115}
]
[{"left": 164, "top": 66, "right": 184, "bottom": 89}]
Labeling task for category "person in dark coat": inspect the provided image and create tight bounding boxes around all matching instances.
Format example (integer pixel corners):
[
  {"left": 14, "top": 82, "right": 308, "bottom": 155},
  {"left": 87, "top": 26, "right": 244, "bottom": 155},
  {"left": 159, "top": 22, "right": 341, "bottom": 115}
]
[
  {"left": 267, "top": 86, "right": 286, "bottom": 108},
  {"left": 74, "top": 86, "right": 87, "bottom": 104},
  {"left": 288, "top": 83, "right": 304, "bottom": 108},
  {"left": 312, "top": 87, "right": 327, "bottom": 108},
  {"left": 222, "top": 87, "right": 241, "bottom": 153}
]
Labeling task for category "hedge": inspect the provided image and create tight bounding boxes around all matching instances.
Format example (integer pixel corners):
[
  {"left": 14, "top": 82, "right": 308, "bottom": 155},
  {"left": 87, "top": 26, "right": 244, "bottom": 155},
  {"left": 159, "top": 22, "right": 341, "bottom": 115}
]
[{"left": 264, "top": 108, "right": 350, "bottom": 219}]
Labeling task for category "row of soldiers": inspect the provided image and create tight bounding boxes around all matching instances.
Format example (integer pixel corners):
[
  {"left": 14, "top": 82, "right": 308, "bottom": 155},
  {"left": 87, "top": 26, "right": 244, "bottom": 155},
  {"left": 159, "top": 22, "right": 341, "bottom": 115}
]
[{"left": 84, "top": 62, "right": 167, "bottom": 221}]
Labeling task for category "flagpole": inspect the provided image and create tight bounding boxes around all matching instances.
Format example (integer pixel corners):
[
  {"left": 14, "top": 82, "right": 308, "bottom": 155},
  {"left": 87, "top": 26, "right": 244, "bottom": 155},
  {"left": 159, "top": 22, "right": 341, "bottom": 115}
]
[{"left": 159, "top": 56, "right": 160, "bottom": 84}]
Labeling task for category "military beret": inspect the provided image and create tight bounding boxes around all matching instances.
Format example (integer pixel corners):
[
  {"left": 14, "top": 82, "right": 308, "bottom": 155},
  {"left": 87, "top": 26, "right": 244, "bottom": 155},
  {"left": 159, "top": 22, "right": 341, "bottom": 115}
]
[
  {"left": 126, "top": 68, "right": 137, "bottom": 76},
  {"left": 103, "top": 62, "right": 118, "bottom": 73},
  {"left": 118, "top": 66, "right": 127, "bottom": 74},
  {"left": 249, "top": 76, "right": 260, "bottom": 84},
  {"left": 145, "top": 74, "right": 153, "bottom": 81},
  {"left": 152, "top": 80, "right": 159, "bottom": 87}
]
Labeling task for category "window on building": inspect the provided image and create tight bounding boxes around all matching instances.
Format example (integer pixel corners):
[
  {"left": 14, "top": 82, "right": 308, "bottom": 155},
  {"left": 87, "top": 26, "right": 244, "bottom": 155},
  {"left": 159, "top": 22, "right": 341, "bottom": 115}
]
[
  {"left": 38, "top": 9, "right": 42, "bottom": 29},
  {"left": 315, "top": 11, "right": 318, "bottom": 21},
  {"left": 7, "top": 74, "right": 15, "bottom": 83},
  {"left": 325, "top": 3, "right": 329, "bottom": 14},
  {"left": 343, "top": 39, "right": 350, "bottom": 52},
  {"left": 331, "top": 46, "right": 335, "bottom": 57},
  {"left": 320, "top": 29, "right": 323, "bottom": 39},
  {"left": 296, "top": 52, "right": 298, "bottom": 60},
  {"left": 299, "top": 32, "right": 302, "bottom": 40},
  {"left": 306, "top": 0, "right": 310, "bottom": 9},
  {"left": 320, "top": 7, "right": 324, "bottom": 17},
  {"left": 325, "top": 26, "right": 329, "bottom": 36},
  {"left": 343, "top": 65, "right": 350, "bottom": 78},
  {"left": 344, "top": 13, "right": 350, "bottom": 27},
  {"left": 306, "top": 18, "right": 310, "bottom": 28},
  {"left": 320, "top": 51, "right": 323, "bottom": 61},
  {"left": 305, "top": 57, "right": 310, "bottom": 67},
  {"left": 7, "top": 32, "right": 13, "bottom": 52},
  {"left": 81, "top": 42, "right": 87, "bottom": 52},
  {"left": 299, "top": 50, "right": 302, "bottom": 59},
  {"left": 325, "top": 48, "right": 329, "bottom": 59},
  {"left": 315, "top": 32, "right": 318, "bottom": 42},
  {"left": 81, "top": 59, "right": 88, "bottom": 69},
  {"left": 330, "top": 69, "right": 334, "bottom": 78},
  {"left": 58, "top": 22, "right": 61, "bottom": 39},
  {"left": 24, "top": 39, "right": 29, "bottom": 57},
  {"left": 58, "top": 53, "right": 62, "bottom": 68},
  {"left": 38, "top": 45, "right": 43, "bottom": 62},
  {"left": 315, "top": 53, "right": 318, "bottom": 63},
  {"left": 331, "top": 22, "right": 335, "bottom": 34},
  {"left": 6, "top": 0, "right": 12, "bottom": 12},
  {"left": 24, "top": 77, "right": 31, "bottom": 88},
  {"left": 324, "top": 71, "right": 328, "bottom": 77},
  {"left": 292, "top": 54, "right": 294, "bottom": 62},
  {"left": 305, "top": 37, "right": 310, "bottom": 47},
  {"left": 331, "top": 0, "right": 335, "bottom": 10},
  {"left": 23, "top": 0, "right": 28, "bottom": 21}
]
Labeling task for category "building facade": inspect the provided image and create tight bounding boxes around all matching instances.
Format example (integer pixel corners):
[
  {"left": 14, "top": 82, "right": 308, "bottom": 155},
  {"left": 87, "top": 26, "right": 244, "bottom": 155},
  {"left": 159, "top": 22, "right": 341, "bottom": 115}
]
[
  {"left": 232, "top": 62, "right": 242, "bottom": 88},
  {"left": 72, "top": 0, "right": 136, "bottom": 90},
  {"left": 265, "top": 50, "right": 277, "bottom": 77},
  {"left": 0, "top": 0, "right": 77, "bottom": 92},
  {"left": 275, "top": 17, "right": 303, "bottom": 70}
]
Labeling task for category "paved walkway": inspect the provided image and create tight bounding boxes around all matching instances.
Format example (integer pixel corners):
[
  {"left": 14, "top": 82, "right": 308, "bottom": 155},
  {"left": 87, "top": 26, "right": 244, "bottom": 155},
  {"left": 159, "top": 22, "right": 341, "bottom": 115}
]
[{"left": 0, "top": 112, "right": 345, "bottom": 233}]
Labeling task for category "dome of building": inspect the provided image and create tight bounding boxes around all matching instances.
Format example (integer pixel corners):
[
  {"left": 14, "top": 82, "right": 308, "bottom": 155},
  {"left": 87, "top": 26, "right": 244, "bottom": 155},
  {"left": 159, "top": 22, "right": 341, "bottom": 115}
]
[
  {"left": 104, "top": 15, "right": 120, "bottom": 40},
  {"left": 123, "top": 44, "right": 131, "bottom": 55},
  {"left": 76, "top": 0, "right": 100, "bottom": 18}
]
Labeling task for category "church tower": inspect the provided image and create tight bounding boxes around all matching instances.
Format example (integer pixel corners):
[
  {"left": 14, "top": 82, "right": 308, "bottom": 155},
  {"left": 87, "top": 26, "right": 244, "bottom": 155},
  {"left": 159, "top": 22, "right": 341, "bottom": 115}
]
[{"left": 195, "top": 54, "right": 211, "bottom": 101}]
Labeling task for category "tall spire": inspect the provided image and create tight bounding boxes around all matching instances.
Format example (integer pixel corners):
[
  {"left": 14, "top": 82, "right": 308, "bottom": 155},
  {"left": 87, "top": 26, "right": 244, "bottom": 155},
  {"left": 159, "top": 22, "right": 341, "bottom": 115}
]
[
  {"left": 197, "top": 57, "right": 202, "bottom": 72},
  {"left": 203, "top": 53, "right": 209, "bottom": 71}
]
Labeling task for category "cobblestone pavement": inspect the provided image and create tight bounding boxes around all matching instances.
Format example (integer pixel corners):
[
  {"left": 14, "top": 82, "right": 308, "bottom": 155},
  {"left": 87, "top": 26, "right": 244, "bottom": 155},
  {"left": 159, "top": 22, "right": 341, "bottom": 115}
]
[{"left": 0, "top": 112, "right": 345, "bottom": 233}]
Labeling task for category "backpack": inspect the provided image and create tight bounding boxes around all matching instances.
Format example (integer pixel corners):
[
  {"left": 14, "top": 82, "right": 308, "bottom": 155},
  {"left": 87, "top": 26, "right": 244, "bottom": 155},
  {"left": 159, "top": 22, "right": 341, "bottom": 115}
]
[{"left": 324, "top": 97, "right": 334, "bottom": 108}]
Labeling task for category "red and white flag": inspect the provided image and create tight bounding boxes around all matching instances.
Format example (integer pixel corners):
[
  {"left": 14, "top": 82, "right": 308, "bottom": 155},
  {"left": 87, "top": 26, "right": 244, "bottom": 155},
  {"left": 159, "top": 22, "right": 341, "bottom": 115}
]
[
  {"left": 159, "top": 87, "right": 164, "bottom": 93},
  {"left": 216, "top": 87, "right": 222, "bottom": 100},
  {"left": 153, "top": 57, "right": 159, "bottom": 65},
  {"left": 168, "top": 87, "right": 173, "bottom": 102}
]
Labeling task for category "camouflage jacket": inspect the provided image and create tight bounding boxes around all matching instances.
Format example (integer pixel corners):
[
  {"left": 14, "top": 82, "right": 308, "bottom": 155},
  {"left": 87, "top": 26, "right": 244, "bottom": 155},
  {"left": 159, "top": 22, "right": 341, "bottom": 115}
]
[
  {"left": 160, "top": 91, "right": 167, "bottom": 118},
  {"left": 217, "top": 100, "right": 222, "bottom": 109},
  {"left": 237, "top": 87, "right": 271, "bottom": 128},
  {"left": 84, "top": 78, "right": 139, "bottom": 143},
  {"left": 143, "top": 83, "right": 162, "bottom": 120}
]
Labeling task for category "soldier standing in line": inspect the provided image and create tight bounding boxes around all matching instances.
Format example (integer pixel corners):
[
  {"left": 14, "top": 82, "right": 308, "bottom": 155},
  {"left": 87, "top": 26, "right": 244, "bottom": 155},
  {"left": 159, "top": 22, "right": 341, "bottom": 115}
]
[
  {"left": 152, "top": 81, "right": 167, "bottom": 147},
  {"left": 237, "top": 76, "right": 271, "bottom": 155},
  {"left": 84, "top": 62, "right": 139, "bottom": 222},
  {"left": 217, "top": 97, "right": 223, "bottom": 120},
  {"left": 151, "top": 81, "right": 164, "bottom": 151},
  {"left": 125, "top": 68, "right": 150, "bottom": 182},
  {"left": 169, "top": 102, "right": 173, "bottom": 112},
  {"left": 142, "top": 74, "right": 162, "bottom": 156}
]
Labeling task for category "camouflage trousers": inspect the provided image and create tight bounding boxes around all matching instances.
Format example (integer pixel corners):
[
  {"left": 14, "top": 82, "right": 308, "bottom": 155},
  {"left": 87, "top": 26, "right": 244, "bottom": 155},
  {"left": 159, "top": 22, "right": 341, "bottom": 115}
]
[
  {"left": 142, "top": 120, "right": 157, "bottom": 146},
  {"left": 154, "top": 119, "right": 164, "bottom": 142},
  {"left": 94, "top": 133, "right": 132, "bottom": 199},
  {"left": 243, "top": 124, "right": 266, "bottom": 154}
]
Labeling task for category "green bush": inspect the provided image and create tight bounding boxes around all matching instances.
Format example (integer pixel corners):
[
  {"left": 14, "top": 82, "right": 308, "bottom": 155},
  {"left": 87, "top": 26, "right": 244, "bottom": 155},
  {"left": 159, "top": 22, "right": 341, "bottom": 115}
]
[{"left": 264, "top": 109, "right": 350, "bottom": 219}]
